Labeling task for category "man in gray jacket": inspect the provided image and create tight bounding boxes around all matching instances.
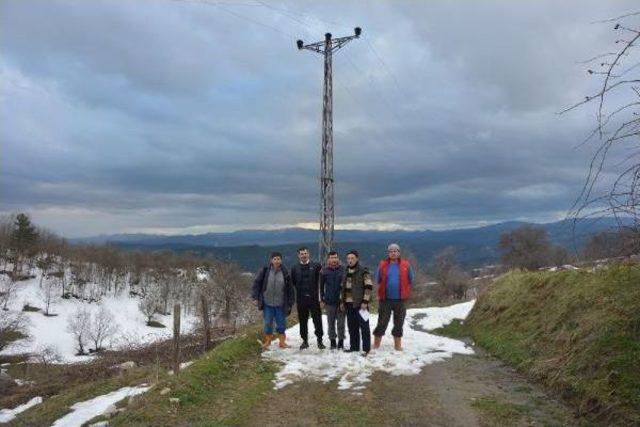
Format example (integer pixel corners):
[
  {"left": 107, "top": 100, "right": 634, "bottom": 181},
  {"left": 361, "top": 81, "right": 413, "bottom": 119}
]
[{"left": 251, "top": 252, "right": 295, "bottom": 350}]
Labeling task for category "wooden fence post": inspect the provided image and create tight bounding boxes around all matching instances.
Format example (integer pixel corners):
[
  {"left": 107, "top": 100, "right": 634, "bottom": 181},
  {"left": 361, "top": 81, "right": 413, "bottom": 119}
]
[{"left": 173, "top": 303, "right": 181, "bottom": 375}]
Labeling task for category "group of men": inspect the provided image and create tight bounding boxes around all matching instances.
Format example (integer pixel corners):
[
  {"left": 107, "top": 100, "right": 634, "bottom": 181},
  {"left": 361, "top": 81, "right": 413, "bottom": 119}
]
[{"left": 251, "top": 243, "right": 414, "bottom": 356}]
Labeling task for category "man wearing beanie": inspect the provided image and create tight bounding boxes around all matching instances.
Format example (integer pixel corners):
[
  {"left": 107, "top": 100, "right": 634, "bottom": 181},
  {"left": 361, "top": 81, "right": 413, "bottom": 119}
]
[{"left": 373, "top": 243, "right": 414, "bottom": 351}]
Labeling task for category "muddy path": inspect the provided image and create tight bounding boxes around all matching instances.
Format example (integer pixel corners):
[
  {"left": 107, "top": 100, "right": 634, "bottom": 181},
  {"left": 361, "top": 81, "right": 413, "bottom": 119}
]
[{"left": 250, "top": 319, "right": 577, "bottom": 427}]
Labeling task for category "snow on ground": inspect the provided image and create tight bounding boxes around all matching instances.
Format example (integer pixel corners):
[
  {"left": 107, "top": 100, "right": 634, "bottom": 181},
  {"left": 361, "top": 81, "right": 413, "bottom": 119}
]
[
  {"left": 50, "top": 385, "right": 151, "bottom": 427},
  {"left": 411, "top": 300, "right": 475, "bottom": 331},
  {"left": 0, "top": 396, "right": 43, "bottom": 423},
  {"left": 263, "top": 300, "right": 476, "bottom": 391},
  {"left": 0, "top": 274, "right": 197, "bottom": 363}
]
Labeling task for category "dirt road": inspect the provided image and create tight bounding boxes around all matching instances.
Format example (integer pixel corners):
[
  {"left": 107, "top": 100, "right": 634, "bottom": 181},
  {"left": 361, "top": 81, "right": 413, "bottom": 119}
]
[{"left": 251, "top": 322, "right": 576, "bottom": 426}]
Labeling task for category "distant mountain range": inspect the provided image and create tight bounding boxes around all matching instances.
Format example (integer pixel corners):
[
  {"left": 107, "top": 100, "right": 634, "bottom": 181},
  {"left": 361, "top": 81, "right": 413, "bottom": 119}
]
[{"left": 73, "top": 218, "right": 628, "bottom": 272}]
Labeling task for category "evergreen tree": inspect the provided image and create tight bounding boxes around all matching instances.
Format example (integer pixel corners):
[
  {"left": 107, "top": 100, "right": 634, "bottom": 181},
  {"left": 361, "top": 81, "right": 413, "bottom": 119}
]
[{"left": 10, "top": 213, "right": 39, "bottom": 274}]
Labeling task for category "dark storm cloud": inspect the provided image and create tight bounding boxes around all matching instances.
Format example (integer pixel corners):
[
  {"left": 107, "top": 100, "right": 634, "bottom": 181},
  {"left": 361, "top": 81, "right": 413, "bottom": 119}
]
[{"left": 1, "top": 0, "right": 636, "bottom": 236}]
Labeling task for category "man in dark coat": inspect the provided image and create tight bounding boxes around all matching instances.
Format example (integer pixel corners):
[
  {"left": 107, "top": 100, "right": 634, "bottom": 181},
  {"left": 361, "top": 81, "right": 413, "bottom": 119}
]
[
  {"left": 251, "top": 252, "right": 295, "bottom": 350},
  {"left": 321, "top": 250, "right": 345, "bottom": 349},
  {"left": 290, "top": 247, "right": 325, "bottom": 350}
]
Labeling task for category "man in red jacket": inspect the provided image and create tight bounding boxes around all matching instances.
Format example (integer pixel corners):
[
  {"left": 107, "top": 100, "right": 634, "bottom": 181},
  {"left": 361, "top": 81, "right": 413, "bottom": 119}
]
[{"left": 373, "top": 243, "right": 414, "bottom": 351}]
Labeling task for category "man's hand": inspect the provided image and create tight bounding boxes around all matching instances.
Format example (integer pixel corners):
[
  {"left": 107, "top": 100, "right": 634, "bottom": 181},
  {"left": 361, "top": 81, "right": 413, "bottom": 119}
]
[
  {"left": 340, "top": 303, "right": 345, "bottom": 313},
  {"left": 252, "top": 299, "right": 258, "bottom": 306},
  {"left": 320, "top": 301, "right": 326, "bottom": 310}
]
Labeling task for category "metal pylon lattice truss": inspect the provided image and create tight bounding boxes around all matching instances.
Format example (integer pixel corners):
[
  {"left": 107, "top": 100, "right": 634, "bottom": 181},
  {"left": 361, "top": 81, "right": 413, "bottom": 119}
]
[{"left": 296, "top": 28, "right": 361, "bottom": 262}]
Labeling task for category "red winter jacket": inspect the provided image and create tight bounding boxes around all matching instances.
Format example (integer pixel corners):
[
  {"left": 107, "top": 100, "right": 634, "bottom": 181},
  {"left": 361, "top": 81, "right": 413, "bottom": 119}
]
[{"left": 377, "top": 258, "right": 412, "bottom": 301}]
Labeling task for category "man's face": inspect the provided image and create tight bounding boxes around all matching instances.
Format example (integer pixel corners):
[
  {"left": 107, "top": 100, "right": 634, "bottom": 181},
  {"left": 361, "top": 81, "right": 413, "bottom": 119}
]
[
  {"left": 328, "top": 254, "right": 339, "bottom": 266},
  {"left": 271, "top": 256, "right": 282, "bottom": 269},
  {"left": 346, "top": 254, "right": 358, "bottom": 267},
  {"left": 298, "top": 249, "right": 310, "bottom": 263},
  {"left": 388, "top": 248, "right": 400, "bottom": 261}
]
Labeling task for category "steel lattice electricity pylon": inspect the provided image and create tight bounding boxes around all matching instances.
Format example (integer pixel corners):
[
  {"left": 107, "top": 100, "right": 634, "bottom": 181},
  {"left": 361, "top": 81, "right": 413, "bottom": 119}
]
[{"left": 296, "top": 27, "right": 361, "bottom": 263}]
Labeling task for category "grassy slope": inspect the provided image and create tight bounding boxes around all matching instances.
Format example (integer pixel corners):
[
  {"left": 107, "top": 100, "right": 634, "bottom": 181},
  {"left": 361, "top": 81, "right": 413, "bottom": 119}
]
[
  {"left": 10, "top": 368, "right": 152, "bottom": 426},
  {"left": 450, "top": 264, "right": 640, "bottom": 424},
  {"left": 110, "top": 328, "right": 276, "bottom": 426},
  {"left": 111, "top": 327, "right": 387, "bottom": 426}
]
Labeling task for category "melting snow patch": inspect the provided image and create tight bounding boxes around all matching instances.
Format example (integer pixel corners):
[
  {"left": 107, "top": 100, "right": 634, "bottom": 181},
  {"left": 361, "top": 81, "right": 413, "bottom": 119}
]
[
  {"left": 51, "top": 385, "right": 151, "bottom": 427},
  {"left": 0, "top": 396, "right": 43, "bottom": 423},
  {"left": 410, "top": 300, "right": 475, "bottom": 331},
  {"left": 263, "top": 300, "right": 475, "bottom": 391}
]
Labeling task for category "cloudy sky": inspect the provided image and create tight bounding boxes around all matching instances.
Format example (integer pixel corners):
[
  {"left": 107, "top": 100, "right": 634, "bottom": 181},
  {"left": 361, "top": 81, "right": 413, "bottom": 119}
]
[{"left": 1, "top": 0, "right": 637, "bottom": 237}]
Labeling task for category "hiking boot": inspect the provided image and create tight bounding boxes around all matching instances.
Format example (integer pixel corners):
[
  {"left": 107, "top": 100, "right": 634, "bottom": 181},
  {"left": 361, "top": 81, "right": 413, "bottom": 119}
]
[
  {"left": 299, "top": 340, "right": 309, "bottom": 350},
  {"left": 260, "top": 334, "right": 273, "bottom": 351},
  {"left": 317, "top": 338, "right": 326, "bottom": 350},
  {"left": 330, "top": 339, "right": 337, "bottom": 349},
  {"left": 278, "top": 334, "right": 290, "bottom": 349},
  {"left": 373, "top": 335, "right": 382, "bottom": 350},
  {"left": 344, "top": 348, "right": 359, "bottom": 353},
  {"left": 393, "top": 336, "right": 403, "bottom": 351},
  {"left": 337, "top": 339, "right": 344, "bottom": 350}
]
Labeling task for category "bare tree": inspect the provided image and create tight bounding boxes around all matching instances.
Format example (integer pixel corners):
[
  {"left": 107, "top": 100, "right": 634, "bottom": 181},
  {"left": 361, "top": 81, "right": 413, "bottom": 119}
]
[
  {"left": 66, "top": 307, "right": 91, "bottom": 355},
  {"left": 0, "top": 310, "right": 26, "bottom": 351},
  {"left": 562, "top": 13, "right": 640, "bottom": 247},
  {"left": 138, "top": 288, "right": 159, "bottom": 326},
  {"left": 432, "top": 247, "right": 469, "bottom": 300},
  {"left": 34, "top": 344, "right": 62, "bottom": 367},
  {"left": 0, "top": 215, "right": 14, "bottom": 271},
  {"left": 583, "top": 228, "right": 638, "bottom": 259},
  {"left": 0, "top": 276, "right": 18, "bottom": 311},
  {"left": 39, "top": 276, "right": 60, "bottom": 316},
  {"left": 195, "top": 274, "right": 215, "bottom": 351},
  {"left": 88, "top": 306, "right": 118, "bottom": 352},
  {"left": 210, "top": 262, "right": 249, "bottom": 326},
  {"left": 499, "top": 225, "right": 569, "bottom": 270}
]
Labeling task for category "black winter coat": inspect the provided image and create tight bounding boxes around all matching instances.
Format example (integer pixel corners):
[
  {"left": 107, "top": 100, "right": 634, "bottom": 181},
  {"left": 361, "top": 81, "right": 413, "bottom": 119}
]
[
  {"left": 290, "top": 262, "right": 322, "bottom": 305},
  {"left": 251, "top": 265, "right": 295, "bottom": 314}
]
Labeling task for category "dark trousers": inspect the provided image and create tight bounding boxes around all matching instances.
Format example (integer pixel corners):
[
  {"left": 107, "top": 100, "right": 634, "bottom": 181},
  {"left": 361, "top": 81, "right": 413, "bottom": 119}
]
[
  {"left": 346, "top": 303, "right": 371, "bottom": 352},
  {"left": 298, "top": 302, "right": 323, "bottom": 341},
  {"left": 373, "top": 299, "right": 407, "bottom": 337}
]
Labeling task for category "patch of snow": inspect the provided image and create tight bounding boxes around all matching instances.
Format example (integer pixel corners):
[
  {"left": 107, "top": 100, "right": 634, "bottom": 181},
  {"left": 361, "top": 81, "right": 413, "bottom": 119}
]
[
  {"left": 0, "top": 396, "right": 43, "bottom": 423},
  {"left": 411, "top": 300, "right": 476, "bottom": 331},
  {"left": 13, "top": 378, "right": 36, "bottom": 386},
  {"left": 168, "top": 360, "right": 194, "bottom": 375},
  {"left": 51, "top": 385, "right": 150, "bottom": 427},
  {"left": 0, "top": 274, "right": 197, "bottom": 363},
  {"left": 263, "top": 301, "right": 475, "bottom": 391},
  {"left": 196, "top": 267, "right": 209, "bottom": 282}
]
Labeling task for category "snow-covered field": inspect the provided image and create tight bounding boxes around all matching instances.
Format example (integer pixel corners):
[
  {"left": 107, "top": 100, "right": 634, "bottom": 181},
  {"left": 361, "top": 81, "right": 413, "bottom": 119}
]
[
  {"left": 263, "top": 300, "right": 475, "bottom": 392},
  {"left": 0, "top": 274, "right": 197, "bottom": 363}
]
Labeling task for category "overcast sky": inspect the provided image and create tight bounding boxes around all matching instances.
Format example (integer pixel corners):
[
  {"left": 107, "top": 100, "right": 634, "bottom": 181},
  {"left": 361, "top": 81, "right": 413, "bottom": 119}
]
[{"left": 1, "top": 0, "right": 637, "bottom": 237}]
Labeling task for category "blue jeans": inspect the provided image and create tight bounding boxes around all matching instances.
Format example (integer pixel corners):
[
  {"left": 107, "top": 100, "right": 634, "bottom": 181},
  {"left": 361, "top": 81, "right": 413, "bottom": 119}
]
[{"left": 263, "top": 304, "right": 287, "bottom": 334}]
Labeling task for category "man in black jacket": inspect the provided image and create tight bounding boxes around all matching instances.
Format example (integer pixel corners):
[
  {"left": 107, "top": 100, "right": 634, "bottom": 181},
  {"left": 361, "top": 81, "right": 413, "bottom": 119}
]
[
  {"left": 290, "top": 247, "right": 325, "bottom": 350},
  {"left": 251, "top": 252, "right": 295, "bottom": 350}
]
